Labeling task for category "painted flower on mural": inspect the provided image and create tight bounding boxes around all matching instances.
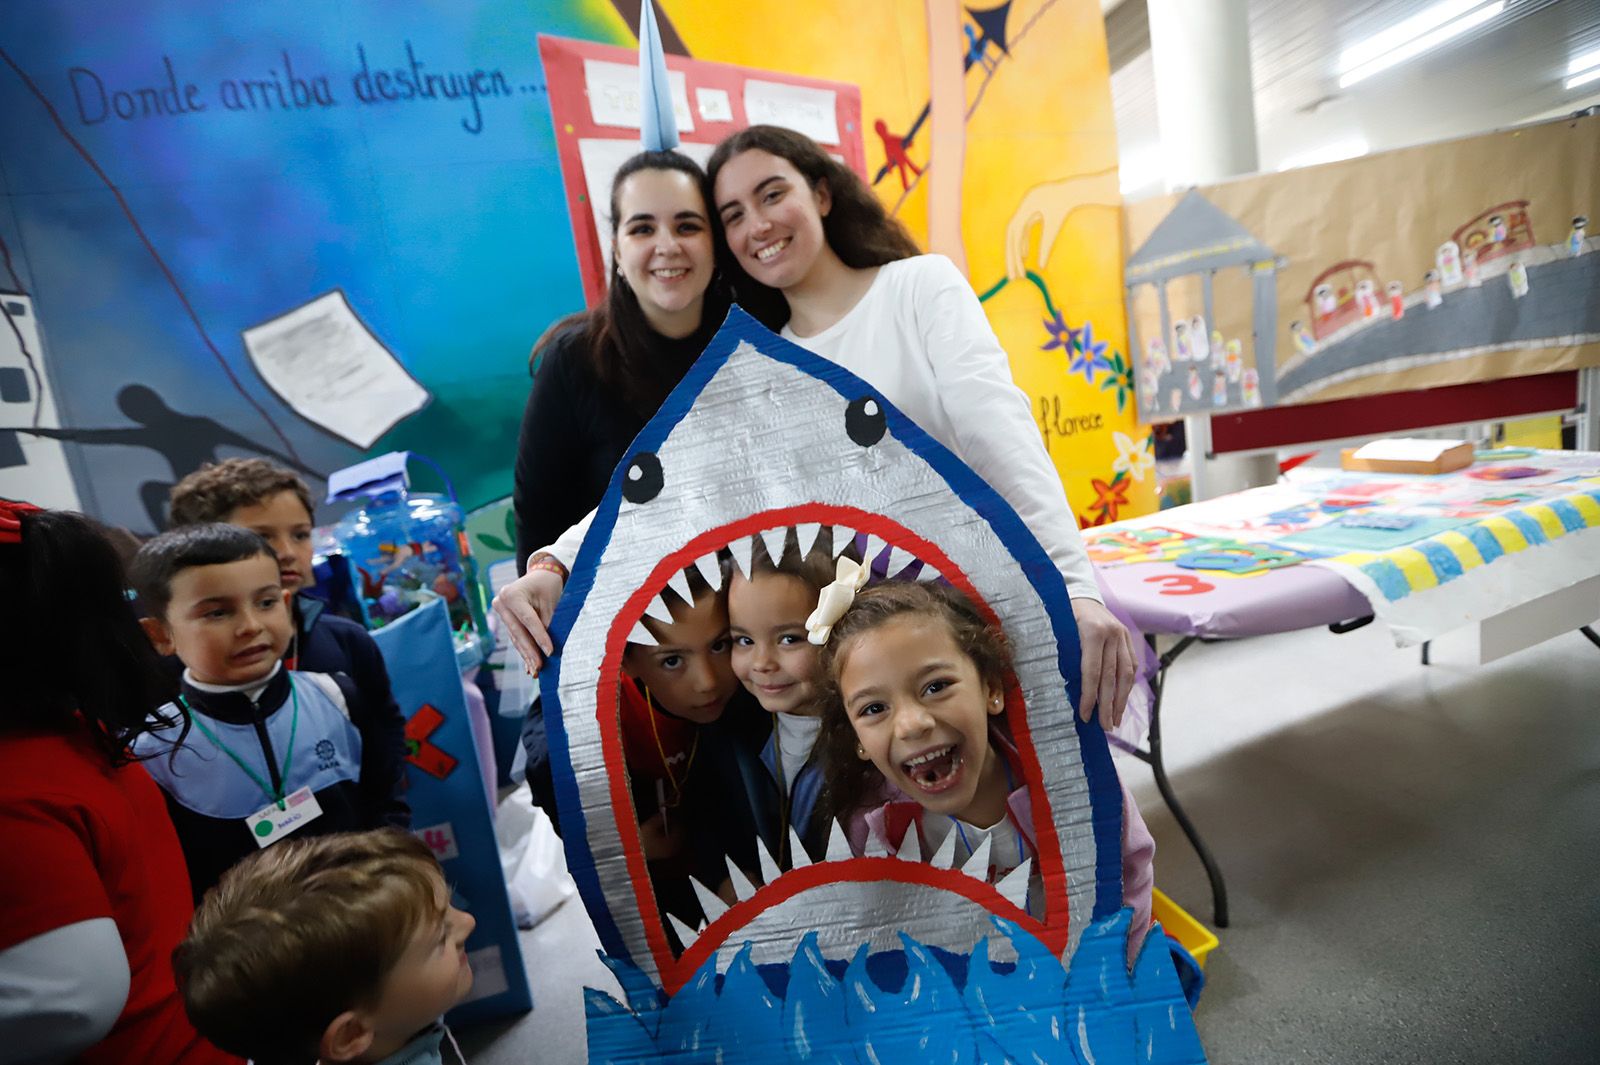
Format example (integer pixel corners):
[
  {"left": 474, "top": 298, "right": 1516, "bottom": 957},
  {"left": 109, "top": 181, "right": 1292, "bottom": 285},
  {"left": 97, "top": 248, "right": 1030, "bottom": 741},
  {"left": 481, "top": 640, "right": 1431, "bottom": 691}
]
[
  {"left": 1082, "top": 471, "right": 1133, "bottom": 526},
  {"left": 1040, "top": 309, "right": 1081, "bottom": 354},
  {"left": 1068, "top": 321, "right": 1112, "bottom": 384},
  {"left": 1099, "top": 350, "right": 1134, "bottom": 412},
  {"left": 1111, "top": 431, "right": 1156, "bottom": 483}
]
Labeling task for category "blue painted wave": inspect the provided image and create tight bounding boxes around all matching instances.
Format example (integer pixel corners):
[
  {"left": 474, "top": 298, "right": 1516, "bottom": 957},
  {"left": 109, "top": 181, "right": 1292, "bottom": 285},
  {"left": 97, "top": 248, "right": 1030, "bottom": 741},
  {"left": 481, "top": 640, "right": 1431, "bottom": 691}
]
[{"left": 587, "top": 910, "right": 1208, "bottom": 1063}]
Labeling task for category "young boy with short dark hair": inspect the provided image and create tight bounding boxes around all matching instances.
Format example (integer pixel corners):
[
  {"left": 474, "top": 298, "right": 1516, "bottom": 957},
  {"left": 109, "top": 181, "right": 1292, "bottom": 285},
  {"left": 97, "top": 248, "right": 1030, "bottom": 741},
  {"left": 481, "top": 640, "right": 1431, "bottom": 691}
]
[
  {"left": 169, "top": 458, "right": 397, "bottom": 709},
  {"left": 173, "top": 829, "right": 474, "bottom": 1065},
  {"left": 130, "top": 524, "right": 409, "bottom": 900}
]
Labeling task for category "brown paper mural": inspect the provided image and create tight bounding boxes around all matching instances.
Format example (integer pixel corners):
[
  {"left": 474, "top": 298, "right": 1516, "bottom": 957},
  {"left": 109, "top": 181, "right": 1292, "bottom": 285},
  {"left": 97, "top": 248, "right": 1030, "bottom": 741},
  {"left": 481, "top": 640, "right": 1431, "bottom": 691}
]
[{"left": 1123, "top": 113, "right": 1600, "bottom": 416}]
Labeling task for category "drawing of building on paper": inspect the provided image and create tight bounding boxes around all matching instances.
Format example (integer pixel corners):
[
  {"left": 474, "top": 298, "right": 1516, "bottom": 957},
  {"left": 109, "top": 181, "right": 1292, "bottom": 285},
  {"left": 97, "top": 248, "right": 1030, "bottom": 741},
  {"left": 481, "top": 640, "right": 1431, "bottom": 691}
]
[
  {"left": 0, "top": 293, "right": 81, "bottom": 511},
  {"left": 1123, "top": 190, "right": 1283, "bottom": 418}
]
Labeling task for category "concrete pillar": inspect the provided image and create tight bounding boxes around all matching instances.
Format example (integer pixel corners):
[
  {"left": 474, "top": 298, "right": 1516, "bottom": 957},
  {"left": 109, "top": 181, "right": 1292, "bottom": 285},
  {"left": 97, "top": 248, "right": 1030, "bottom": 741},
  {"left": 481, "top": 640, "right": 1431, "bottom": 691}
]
[{"left": 1146, "top": 0, "right": 1279, "bottom": 498}]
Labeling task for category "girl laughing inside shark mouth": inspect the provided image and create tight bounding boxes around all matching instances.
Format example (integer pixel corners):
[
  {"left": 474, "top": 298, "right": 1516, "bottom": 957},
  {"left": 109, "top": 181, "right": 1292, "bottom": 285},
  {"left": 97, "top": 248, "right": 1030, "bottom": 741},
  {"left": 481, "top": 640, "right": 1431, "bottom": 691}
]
[{"left": 598, "top": 501, "right": 1163, "bottom": 986}]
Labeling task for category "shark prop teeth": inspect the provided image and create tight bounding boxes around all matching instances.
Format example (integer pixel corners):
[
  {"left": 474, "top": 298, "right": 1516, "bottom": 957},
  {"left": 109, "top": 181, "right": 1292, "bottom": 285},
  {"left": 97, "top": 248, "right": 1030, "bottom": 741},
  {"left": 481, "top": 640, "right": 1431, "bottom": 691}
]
[{"left": 542, "top": 307, "right": 1128, "bottom": 996}]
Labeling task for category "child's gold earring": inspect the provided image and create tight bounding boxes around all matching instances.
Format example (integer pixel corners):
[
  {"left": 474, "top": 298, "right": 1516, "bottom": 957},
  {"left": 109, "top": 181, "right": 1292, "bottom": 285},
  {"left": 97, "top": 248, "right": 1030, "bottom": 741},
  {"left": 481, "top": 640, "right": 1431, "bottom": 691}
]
[{"left": 856, "top": 743, "right": 868, "bottom": 760}]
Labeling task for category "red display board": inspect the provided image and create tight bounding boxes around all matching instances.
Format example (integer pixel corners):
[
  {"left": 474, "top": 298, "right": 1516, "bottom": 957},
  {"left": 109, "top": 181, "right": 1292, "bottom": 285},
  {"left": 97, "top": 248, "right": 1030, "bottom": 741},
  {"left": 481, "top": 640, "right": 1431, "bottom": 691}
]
[
  {"left": 1208, "top": 370, "right": 1579, "bottom": 455},
  {"left": 538, "top": 35, "right": 866, "bottom": 306}
]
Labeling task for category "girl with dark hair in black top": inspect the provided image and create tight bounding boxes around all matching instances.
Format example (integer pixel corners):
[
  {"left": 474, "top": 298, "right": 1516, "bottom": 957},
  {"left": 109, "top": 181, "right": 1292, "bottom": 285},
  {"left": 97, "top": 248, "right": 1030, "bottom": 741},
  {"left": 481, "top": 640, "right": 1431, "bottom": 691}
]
[{"left": 495, "top": 150, "right": 777, "bottom": 827}]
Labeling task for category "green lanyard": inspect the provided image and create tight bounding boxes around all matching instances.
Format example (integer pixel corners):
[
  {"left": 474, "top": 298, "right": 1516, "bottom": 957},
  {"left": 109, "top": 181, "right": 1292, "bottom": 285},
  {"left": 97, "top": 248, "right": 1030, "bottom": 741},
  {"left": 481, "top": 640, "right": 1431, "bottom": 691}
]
[{"left": 178, "top": 678, "right": 301, "bottom": 811}]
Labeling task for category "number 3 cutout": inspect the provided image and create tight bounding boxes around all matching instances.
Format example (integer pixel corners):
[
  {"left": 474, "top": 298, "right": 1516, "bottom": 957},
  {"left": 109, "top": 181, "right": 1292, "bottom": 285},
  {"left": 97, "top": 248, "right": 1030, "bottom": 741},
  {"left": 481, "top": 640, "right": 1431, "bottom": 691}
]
[{"left": 1144, "top": 573, "right": 1215, "bottom": 596}]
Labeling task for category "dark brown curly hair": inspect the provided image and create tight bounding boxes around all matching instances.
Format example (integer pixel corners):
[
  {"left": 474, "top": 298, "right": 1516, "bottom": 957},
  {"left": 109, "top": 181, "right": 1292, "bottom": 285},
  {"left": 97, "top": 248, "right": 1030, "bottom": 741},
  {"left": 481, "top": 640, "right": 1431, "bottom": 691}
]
[
  {"left": 169, "top": 458, "right": 314, "bottom": 528},
  {"left": 706, "top": 125, "right": 922, "bottom": 327},
  {"left": 814, "top": 580, "right": 1012, "bottom": 825}
]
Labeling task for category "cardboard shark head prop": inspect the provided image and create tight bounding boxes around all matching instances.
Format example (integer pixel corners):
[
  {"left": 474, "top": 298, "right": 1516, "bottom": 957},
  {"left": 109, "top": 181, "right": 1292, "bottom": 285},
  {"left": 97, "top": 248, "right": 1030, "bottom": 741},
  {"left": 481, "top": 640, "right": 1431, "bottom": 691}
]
[{"left": 541, "top": 309, "right": 1205, "bottom": 1061}]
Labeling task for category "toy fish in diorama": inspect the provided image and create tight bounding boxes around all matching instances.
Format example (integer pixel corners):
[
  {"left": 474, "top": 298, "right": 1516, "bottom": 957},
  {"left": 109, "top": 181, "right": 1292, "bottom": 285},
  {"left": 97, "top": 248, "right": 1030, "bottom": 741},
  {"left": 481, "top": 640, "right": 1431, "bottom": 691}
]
[
  {"left": 1290, "top": 320, "right": 1316, "bottom": 356},
  {"left": 1387, "top": 280, "right": 1405, "bottom": 319},
  {"left": 540, "top": 308, "right": 1206, "bottom": 1064},
  {"left": 1189, "top": 315, "right": 1210, "bottom": 362},
  {"left": 1424, "top": 270, "right": 1444, "bottom": 308},
  {"left": 1570, "top": 215, "right": 1588, "bottom": 258},
  {"left": 1225, "top": 338, "right": 1244, "bottom": 382}
]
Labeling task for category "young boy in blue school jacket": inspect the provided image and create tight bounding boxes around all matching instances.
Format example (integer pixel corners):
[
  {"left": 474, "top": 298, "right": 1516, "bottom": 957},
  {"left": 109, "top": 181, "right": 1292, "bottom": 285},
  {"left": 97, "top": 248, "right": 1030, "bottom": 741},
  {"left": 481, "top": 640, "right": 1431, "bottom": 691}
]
[{"left": 131, "top": 524, "right": 408, "bottom": 901}]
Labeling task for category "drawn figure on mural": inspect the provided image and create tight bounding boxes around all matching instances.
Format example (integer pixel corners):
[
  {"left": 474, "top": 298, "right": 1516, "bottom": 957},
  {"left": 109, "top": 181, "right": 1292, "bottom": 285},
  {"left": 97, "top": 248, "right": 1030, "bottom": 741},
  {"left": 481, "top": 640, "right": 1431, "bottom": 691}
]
[
  {"left": 1169, "top": 387, "right": 1183, "bottom": 411},
  {"left": 15, "top": 384, "right": 318, "bottom": 531},
  {"left": 1440, "top": 238, "right": 1465, "bottom": 284},
  {"left": 1507, "top": 259, "right": 1529, "bottom": 298},
  {"left": 1463, "top": 247, "right": 1480, "bottom": 287},
  {"left": 1424, "top": 269, "right": 1444, "bottom": 308},
  {"left": 1437, "top": 241, "right": 1463, "bottom": 286},
  {"left": 1242, "top": 367, "right": 1261, "bottom": 407},
  {"left": 1570, "top": 215, "right": 1588, "bottom": 258},
  {"left": 1189, "top": 315, "right": 1209, "bottom": 362},
  {"left": 1224, "top": 339, "right": 1243, "bottom": 382},
  {"left": 1355, "top": 278, "right": 1378, "bottom": 319},
  {"left": 1313, "top": 283, "right": 1337, "bottom": 316},
  {"left": 873, "top": 118, "right": 924, "bottom": 192},
  {"left": 1489, "top": 213, "right": 1507, "bottom": 244},
  {"left": 1186, "top": 367, "right": 1202, "bottom": 401},
  {"left": 963, "top": 24, "right": 999, "bottom": 72},
  {"left": 1290, "top": 319, "right": 1316, "bottom": 356},
  {"left": 1210, "top": 329, "right": 1225, "bottom": 363},
  {"left": 1142, "top": 368, "right": 1161, "bottom": 411},
  {"left": 1211, "top": 369, "right": 1227, "bottom": 407},
  {"left": 1172, "top": 320, "right": 1191, "bottom": 362},
  {"left": 1387, "top": 280, "right": 1405, "bottom": 319},
  {"left": 1146, "top": 337, "right": 1170, "bottom": 375}
]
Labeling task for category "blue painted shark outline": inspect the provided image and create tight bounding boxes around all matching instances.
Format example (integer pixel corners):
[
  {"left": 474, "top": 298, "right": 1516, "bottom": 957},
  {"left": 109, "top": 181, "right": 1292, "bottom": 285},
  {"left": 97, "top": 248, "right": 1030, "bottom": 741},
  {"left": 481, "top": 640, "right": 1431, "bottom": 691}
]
[{"left": 541, "top": 306, "right": 1125, "bottom": 993}]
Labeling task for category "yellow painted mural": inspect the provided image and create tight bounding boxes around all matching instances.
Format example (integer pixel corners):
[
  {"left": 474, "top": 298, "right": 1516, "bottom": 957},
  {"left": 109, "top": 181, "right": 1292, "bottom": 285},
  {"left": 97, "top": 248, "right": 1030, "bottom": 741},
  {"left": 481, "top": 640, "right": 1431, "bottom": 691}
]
[{"left": 664, "top": 0, "right": 1157, "bottom": 524}]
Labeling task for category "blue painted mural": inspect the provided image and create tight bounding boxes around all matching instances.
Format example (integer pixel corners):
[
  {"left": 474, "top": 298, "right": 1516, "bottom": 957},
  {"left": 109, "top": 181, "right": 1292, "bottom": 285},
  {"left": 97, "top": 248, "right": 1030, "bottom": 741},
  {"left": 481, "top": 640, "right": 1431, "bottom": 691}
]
[{"left": 0, "top": 1, "right": 632, "bottom": 529}]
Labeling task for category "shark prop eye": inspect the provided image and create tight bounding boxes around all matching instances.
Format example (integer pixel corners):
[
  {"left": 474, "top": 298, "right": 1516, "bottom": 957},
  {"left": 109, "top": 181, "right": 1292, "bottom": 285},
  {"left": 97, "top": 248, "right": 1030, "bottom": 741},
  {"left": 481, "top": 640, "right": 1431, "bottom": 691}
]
[
  {"left": 846, "top": 396, "right": 887, "bottom": 447},
  {"left": 623, "top": 452, "right": 664, "bottom": 504}
]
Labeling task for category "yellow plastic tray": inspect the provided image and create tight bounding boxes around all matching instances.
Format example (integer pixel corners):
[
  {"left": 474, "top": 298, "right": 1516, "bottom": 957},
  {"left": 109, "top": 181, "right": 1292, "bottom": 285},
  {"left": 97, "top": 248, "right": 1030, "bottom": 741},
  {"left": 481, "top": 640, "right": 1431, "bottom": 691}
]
[{"left": 1151, "top": 887, "right": 1219, "bottom": 970}]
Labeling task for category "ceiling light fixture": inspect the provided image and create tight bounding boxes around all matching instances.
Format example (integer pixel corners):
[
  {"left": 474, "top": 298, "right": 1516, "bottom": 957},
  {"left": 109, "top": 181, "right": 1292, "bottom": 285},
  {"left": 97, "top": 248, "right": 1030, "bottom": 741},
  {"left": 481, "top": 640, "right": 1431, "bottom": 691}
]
[
  {"left": 1338, "top": 2, "right": 1507, "bottom": 89},
  {"left": 1567, "top": 47, "right": 1600, "bottom": 76},
  {"left": 1338, "top": 0, "right": 1482, "bottom": 74},
  {"left": 1567, "top": 67, "right": 1600, "bottom": 91}
]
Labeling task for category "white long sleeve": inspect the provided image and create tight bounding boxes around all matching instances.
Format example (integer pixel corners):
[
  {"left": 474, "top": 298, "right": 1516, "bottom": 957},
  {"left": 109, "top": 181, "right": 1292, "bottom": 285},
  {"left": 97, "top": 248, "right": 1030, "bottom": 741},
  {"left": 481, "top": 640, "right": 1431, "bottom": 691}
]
[
  {"left": 783, "top": 255, "right": 1103, "bottom": 603},
  {"left": 537, "top": 508, "right": 595, "bottom": 572},
  {"left": 0, "top": 919, "right": 129, "bottom": 1065}
]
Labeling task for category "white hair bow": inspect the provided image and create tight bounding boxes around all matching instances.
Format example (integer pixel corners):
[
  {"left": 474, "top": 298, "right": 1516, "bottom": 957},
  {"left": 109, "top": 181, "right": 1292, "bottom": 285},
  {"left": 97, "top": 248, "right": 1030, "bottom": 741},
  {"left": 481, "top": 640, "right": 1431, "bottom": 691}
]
[{"left": 806, "top": 556, "right": 871, "bottom": 646}]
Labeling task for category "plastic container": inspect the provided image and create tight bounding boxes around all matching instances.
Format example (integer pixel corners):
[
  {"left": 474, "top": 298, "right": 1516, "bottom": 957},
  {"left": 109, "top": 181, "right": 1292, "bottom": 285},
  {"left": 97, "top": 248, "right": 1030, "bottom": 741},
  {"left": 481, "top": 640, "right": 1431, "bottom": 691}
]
[
  {"left": 1151, "top": 887, "right": 1219, "bottom": 970},
  {"left": 325, "top": 452, "right": 489, "bottom": 666}
]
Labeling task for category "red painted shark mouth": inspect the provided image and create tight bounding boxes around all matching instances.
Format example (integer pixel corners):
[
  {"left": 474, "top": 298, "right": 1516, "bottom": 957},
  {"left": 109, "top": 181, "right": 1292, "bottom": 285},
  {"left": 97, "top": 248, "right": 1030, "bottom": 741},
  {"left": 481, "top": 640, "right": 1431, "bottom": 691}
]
[{"left": 592, "top": 503, "right": 1068, "bottom": 991}]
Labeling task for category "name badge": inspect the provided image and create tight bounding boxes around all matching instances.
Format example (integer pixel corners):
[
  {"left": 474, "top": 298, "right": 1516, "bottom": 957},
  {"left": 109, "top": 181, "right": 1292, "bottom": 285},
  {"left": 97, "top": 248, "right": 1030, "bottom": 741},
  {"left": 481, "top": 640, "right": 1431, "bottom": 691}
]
[{"left": 246, "top": 786, "right": 323, "bottom": 848}]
